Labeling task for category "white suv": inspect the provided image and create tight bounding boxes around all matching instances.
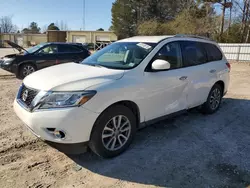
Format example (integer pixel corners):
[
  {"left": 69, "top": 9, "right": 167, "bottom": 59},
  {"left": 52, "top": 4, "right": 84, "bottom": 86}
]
[{"left": 14, "top": 35, "right": 230, "bottom": 158}]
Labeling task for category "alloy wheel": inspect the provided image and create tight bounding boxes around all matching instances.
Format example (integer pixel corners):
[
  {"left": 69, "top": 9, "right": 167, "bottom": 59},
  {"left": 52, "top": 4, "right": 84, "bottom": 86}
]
[
  {"left": 23, "top": 65, "right": 35, "bottom": 76},
  {"left": 209, "top": 88, "right": 221, "bottom": 110},
  {"left": 102, "top": 115, "right": 131, "bottom": 151}
]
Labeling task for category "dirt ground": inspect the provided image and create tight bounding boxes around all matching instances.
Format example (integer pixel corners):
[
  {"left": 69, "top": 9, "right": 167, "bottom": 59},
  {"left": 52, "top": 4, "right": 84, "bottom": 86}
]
[{"left": 1, "top": 48, "right": 250, "bottom": 188}]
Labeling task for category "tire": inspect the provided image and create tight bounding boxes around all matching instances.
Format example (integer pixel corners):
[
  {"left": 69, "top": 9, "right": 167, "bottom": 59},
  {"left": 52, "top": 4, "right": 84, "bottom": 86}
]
[
  {"left": 19, "top": 63, "right": 36, "bottom": 79},
  {"left": 89, "top": 105, "right": 137, "bottom": 158},
  {"left": 200, "top": 84, "right": 223, "bottom": 114}
]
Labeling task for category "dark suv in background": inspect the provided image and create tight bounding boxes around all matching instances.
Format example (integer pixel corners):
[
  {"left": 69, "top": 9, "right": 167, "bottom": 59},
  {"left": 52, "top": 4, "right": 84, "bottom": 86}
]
[{"left": 0, "top": 40, "right": 91, "bottom": 78}]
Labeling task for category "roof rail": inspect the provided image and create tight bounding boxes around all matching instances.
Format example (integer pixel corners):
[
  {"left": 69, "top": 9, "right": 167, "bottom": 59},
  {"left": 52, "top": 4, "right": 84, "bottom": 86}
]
[{"left": 174, "top": 34, "right": 214, "bottom": 41}]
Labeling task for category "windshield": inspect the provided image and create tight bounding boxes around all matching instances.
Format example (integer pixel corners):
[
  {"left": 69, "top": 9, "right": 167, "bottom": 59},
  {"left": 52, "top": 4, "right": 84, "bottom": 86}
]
[
  {"left": 26, "top": 43, "right": 47, "bottom": 54},
  {"left": 81, "top": 42, "right": 156, "bottom": 69}
]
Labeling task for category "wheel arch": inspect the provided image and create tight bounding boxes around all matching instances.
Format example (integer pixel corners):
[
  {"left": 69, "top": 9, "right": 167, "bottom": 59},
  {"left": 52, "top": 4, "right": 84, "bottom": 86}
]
[
  {"left": 92, "top": 100, "right": 141, "bottom": 131},
  {"left": 214, "top": 80, "right": 225, "bottom": 94},
  {"left": 17, "top": 61, "right": 37, "bottom": 77}
]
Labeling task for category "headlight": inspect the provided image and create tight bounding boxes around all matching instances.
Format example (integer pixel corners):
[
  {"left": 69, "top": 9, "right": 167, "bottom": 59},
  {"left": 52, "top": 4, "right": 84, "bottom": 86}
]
[
  {"left": 3, "top": 58, "right": 14, "bottom": 65},
  {"left": 38, "top": 91, "right": 96, "bottom": 109}
]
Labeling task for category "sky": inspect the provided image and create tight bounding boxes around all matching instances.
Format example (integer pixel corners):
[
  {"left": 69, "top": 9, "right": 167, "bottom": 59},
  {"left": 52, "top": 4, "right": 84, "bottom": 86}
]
[{"left": 0, "top": 0, "right": 115, "bottom": 31}]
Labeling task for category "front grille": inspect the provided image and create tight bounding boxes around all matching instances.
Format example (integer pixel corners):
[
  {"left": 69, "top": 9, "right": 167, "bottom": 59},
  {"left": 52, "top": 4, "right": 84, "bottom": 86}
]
[{"left": 18, "top": 85, "right": 39, "bottom": 108}]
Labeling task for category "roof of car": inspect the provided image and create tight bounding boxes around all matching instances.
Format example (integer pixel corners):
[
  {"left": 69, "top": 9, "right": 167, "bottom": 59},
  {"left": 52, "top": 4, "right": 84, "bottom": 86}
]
[
  {"left": 116, "top": 35, "right": 215, "bottom": 44},
  {"left": 117, "top": 36, "right": 174, "bottom": 43},
  {"left": 46, "top": 42, "right": 83, "bottom": 45}
]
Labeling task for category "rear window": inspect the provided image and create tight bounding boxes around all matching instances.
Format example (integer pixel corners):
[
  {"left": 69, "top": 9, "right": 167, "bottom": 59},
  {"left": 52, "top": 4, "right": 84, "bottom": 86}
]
[{"left": 204, "top": 43, "right": 223, "bottom": 62}]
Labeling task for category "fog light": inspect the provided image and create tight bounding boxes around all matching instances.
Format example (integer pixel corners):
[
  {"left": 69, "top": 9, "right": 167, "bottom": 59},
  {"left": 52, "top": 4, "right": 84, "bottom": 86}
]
[{"left": 54, "top": 130, "right": 66, "bottom": 139}]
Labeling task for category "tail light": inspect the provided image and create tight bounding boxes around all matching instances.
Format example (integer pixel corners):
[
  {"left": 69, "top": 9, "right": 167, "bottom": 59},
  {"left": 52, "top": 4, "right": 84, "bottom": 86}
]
[{"left": 226, "top": 62, "right": 231, "bottom": 71}]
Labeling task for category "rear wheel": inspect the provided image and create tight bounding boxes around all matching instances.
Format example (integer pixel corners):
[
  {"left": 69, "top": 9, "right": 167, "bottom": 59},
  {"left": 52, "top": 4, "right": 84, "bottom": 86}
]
[
  {"left": 200, "top": 84, "right": 222, "bottom": 114},
  {"left": 89, "top": 105, "right": 136, "bottom": 158},
  {"left": 19, "top": 64, "right": 36, "bottom": 79}
]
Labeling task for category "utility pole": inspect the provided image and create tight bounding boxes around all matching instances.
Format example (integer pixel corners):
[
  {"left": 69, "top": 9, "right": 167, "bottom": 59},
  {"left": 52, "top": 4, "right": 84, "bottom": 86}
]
[{"left": 83, "top": 0, "right": 85, "bottom": 30}]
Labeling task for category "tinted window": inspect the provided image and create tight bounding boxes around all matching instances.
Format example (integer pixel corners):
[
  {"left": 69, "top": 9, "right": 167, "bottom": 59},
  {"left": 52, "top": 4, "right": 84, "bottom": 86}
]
[
  {"left": 204, "top": 43, "right": 223, "bottom": 61},
  {"left": 180, "top": 41, "right": 207, "bottom": 67},
  {"left": 38, "top": 45, "right": 58, "bottom": 54},
  {"left": 156, "top": 42, "right": 182, "bottom": 69},
  {"left": 58, "top": 45, "right": 82, "bottom": 53}
]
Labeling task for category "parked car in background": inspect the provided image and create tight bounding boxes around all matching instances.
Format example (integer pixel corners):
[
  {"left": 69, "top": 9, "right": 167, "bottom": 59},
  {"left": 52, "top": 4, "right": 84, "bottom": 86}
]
[
  {"left": 14, "top": 35, "right": 230, "bottom": 158},
  {"left": 0, "top": 40, "right": 91, "bottom": 78}
]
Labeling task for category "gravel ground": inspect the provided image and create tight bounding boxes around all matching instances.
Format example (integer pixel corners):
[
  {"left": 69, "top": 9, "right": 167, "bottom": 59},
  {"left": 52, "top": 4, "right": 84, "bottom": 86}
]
[{"left": 1, "top": 48, "right": 250, "bottom": 188}]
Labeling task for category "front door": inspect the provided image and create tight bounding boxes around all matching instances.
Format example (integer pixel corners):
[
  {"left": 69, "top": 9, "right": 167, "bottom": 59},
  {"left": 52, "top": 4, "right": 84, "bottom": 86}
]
[
  {"left": 34, "top": 44, "right": 58, "bottom": 69},
  {"left": 142, "top": 42, "right": 189, "bottom": 121}
]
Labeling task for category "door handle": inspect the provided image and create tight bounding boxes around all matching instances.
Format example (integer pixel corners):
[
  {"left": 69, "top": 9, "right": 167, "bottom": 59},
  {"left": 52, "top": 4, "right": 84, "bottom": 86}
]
[
  {"left": 210, "top": 69, "right": 216, "bottom": 73},
  {"left": 179, "top": 76, "right": 188, "bottom": 81}
]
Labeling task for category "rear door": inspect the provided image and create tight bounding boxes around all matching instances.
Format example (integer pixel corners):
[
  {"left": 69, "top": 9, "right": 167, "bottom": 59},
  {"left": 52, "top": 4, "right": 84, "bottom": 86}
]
[
  {"left": 57, "top": 44, "right": 84, "bottom": 64},
  {"left": 179, "top": 41, "right": 215, "bottom": 108},
  {"left": 34, "top": 44, "right": 58, "bottom": 69}
]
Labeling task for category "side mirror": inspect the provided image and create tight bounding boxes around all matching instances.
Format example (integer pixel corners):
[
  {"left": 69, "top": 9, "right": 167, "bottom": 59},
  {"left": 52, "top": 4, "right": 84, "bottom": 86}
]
[{"left": 151, "top": 59, "right": 170, "bottom": 71}]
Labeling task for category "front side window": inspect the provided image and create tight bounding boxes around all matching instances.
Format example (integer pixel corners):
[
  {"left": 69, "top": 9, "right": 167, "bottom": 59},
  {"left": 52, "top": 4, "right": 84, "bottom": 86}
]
[
  {"left": 180, "top": 41, "right": 207, "bottom": 67},
  {"left": 38, "top": 45, "right": 58, "bottom": 54},
  {"left": 82, "top": 42, "right": 156, "bottom": 69},
  {"left": 155, "top": 42, "right": 182, "bottom": 69}
]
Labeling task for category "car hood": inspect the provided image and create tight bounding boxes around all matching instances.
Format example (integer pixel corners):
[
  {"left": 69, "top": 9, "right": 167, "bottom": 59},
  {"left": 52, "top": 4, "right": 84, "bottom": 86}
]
[
  {"left": 4, "top": 40, "right": 28, "bottom": 53},
  {"left": 23, "top": 63, "right": 125, "bottom": 91},
  {"left": 3, "top": 53, "right": 24, "bottom": 58}
]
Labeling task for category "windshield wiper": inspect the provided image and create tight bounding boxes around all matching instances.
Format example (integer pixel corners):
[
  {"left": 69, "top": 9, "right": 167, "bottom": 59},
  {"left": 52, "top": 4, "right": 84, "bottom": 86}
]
[{"left": 84, "top": 63, "right": 105, "bottom": 68}]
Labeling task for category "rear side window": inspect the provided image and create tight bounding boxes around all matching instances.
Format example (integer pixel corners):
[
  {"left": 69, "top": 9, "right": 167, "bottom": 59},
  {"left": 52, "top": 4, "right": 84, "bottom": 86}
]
[
  {"left": 204, "top": 43, "right": 223, "bottom": 62},
  {"left": 58, "top": 45, "right": 82, "bottom": 53},
  {"left": 180, "top": 41, "right": 207, "bottom": 67}
]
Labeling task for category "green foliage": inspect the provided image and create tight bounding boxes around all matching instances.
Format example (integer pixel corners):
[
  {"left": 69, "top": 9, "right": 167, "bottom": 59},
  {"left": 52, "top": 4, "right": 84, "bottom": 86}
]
[
  {"left": 111, "top": 0, "right": 137, "bottom": 39},
  {"left": 218, "top": 23, "right": 242, "bottom": 43},
  {"left": 47, "top": 23, "right": 59, "bottom": 31},
  {"left": 169, "top": 8, "right": 219, "bottom": 36},
  {"left": 111, "top": 0, "right": 188, "bottom": 39},
  {"left": 137, "top": 20, "right": 174, "bottom": 35},
  {"left": 97, "top": 28, "right": 104, "bottom": 31},
  {"left": 22, "top": 22, "right": 41, "bottom": 34}
]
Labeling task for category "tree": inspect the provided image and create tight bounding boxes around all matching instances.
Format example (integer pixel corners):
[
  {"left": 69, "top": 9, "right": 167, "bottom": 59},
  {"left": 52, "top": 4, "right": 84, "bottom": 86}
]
[
  {"left": 0, "top": 16, "right": 15, "bottom": 33},
  {"left": 111, "top": 0, "right": 137, "bottom": 39},
  {"left": 137, "top": 20, "right": 174, "bottom": 35},
  {"left": 111, "top": 0, "right": 188, "bottom": 39},
  {"left": 47, "top": 23, "right": 59, "bottom": 31},
  {"left": 108, "top": 25, "right": 114, "bottom": 31},
  {"left": 55, "top": 20, "right": 68, "bottom": 30},
  {"left": 30, "top": 22, "right": 40, "bottom": 33},
  {"left": 97, "top": 28, "right": 104, "bottom": 31},
  {"left": 22, "top": 22, "right": 40, "bottom": 34}
]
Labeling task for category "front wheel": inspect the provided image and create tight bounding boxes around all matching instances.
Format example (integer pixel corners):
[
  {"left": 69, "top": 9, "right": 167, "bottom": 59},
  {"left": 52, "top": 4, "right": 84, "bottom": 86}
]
[
  {"left": 19, "top": 64, "right": 36, "bottom": 79},
  {"left": 200, "top": 84, "right": 223, "bottom": 114},
  {"left": 89, "top": 105, "right": 136, "bottom": 158}
]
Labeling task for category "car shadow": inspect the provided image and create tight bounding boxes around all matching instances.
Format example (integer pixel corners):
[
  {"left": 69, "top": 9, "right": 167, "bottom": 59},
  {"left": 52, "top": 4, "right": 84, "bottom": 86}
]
[{"left": 67, "top": 98, "right": 250, "bottom": 188}]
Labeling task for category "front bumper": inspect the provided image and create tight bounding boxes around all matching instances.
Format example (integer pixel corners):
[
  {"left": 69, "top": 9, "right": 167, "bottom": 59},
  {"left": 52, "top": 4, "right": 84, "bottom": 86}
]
[
  {"left": 0, "top": 62, "right": 15, "bottom": 73},
  {"left": 14, "top": 99, "right": 100, "bottom": 145}
]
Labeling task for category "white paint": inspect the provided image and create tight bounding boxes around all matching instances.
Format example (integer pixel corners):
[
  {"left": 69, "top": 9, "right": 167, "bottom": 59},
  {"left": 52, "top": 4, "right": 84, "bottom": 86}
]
[
  {"left": 14, "top": 36, "right": 230, "bottom": 146},
  {"left": 151, "top": 59, "right": 170, "bottom": 70}
]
